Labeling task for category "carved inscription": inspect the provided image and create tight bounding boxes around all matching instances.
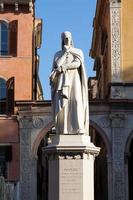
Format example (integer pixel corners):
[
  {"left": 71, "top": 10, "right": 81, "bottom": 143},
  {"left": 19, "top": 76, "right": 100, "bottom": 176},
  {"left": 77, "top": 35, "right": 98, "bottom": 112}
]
[{"left": 60, "top": 160, "right": 83, "bottom": 199}]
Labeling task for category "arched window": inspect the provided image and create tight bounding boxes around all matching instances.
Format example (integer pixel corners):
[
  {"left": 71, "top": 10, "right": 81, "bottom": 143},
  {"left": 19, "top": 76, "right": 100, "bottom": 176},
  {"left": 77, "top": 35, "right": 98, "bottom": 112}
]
[
  {"left": 0, "top": 21, "right": 8, "bottom": 55},
  {"left": 0, "top": 78, "right": 6, "bottom": 114}
]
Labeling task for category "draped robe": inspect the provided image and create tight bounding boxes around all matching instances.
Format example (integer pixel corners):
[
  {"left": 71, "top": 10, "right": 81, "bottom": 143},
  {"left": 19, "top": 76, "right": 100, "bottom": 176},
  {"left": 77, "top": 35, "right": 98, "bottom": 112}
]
[{"left": 50, "top": 47, "right": 89, "bottom": 134}]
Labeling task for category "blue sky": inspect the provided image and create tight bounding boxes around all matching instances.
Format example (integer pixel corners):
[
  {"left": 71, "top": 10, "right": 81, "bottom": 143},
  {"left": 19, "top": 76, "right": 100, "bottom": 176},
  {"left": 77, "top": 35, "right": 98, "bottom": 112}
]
[{"left": 35, "top": 0, "right": 97, "bottom": 100}]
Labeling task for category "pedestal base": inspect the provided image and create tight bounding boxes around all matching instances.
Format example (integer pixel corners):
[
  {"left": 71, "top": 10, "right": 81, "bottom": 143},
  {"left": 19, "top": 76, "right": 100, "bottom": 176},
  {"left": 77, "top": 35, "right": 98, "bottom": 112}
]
[{"left": 44, "top": 134, "right": 100, "bottom": 200}]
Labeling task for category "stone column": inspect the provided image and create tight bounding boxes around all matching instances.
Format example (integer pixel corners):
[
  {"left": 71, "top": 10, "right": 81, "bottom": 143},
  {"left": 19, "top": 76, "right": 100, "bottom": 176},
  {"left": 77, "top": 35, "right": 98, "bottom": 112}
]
[
  {"left": 19, "top": 116, "right": 37, "bottom": 200},
  {"left": 44, "top": 134, "right": 100, "bottom": 200},
  {"left": 110, "top": 113, "right": 126, "bottom": 200}
]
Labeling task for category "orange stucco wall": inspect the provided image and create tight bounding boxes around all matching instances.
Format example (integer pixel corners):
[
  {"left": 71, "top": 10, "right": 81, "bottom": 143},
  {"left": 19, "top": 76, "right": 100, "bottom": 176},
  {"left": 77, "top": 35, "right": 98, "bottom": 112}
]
[
  {"left": 0, "top": 11, "right": 33, "bottom": 100},
  {"left": 121, "top": 0, "right": 133, "bottom": 82}
]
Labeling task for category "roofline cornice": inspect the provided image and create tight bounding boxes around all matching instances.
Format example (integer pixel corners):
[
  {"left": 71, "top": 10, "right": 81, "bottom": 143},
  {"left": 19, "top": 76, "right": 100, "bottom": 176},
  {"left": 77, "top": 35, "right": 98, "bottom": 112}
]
[{"left": 0, "top": 0, "right": 34, "bottom": 4}]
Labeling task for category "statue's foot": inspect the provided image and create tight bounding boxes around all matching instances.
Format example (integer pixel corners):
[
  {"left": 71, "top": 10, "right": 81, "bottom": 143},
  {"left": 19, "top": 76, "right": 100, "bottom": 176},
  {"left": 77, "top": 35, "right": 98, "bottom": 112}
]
[{"left": 77, "top": 129, "right": 84, "bottom": 134}]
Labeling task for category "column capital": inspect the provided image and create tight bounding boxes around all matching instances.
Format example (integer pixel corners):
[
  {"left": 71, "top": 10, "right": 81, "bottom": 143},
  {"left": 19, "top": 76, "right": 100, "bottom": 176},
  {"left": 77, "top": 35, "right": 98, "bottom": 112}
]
[
  {"left": 109, "top": 0, "right": 121, "bottom": 8},
  {"left": 109, "top": 0, "right": 121, "bottom": 3}
]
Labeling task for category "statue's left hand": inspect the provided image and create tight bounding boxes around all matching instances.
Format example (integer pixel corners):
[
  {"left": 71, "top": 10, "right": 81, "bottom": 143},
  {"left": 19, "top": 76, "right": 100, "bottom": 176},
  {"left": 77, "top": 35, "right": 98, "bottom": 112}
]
[
  {"left": 61, "top": 64, "right": 68, "bottom": 72},
  {"left": 55, "top": 66, "right": 62, "bottom": 73}
]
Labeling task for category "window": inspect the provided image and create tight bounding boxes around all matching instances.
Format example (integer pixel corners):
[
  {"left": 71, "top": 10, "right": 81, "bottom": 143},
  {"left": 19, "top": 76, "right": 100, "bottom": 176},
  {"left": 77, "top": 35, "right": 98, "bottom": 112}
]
[
  {"left": 0, "top": 21, "right": 8, "bottom": 56},
  {"left": 0, "top": 77, "right": 15, "bottom": 115},
  {"left": 0, "top": 20, "right": 18, "bottom": 56},
  {"left": 0, "top": 78, "right": 6, "bottom": 114}
]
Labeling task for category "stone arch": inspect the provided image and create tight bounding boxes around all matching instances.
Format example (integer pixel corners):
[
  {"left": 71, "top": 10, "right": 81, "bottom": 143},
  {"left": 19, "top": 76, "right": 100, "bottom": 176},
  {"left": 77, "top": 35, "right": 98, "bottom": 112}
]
[
  {"left": 0, "top": 18, "right": 9, "bottom": 24},
  {"left": 32, "top": 120, "right": 111, "bottom": 158},
  {"left": 0, "top": 75, "right": 8, "bottom": 81},
  {"left": 125, "top": 131, "right": 133, "bottom": 154},
  {"left": 90, "top": 119, "right": 111, "bottom": 200},
  {"left": 32, "top": 121, "right": 54, "bottom": 158},
  {"left": 90, "top": 120, "right": 111, "bottom": 157}
]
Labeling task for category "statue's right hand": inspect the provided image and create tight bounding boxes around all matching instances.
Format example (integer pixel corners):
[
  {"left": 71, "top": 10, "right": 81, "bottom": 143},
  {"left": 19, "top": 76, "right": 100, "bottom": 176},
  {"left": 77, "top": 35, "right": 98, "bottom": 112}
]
[{"left": 64, "top": 45, "right": 70, "bottom": 53}]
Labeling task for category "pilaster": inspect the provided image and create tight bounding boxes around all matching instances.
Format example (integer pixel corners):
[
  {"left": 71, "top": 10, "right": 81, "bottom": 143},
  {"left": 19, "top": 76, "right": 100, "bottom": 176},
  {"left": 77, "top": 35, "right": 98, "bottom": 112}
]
[
  {"left": 110, "top": 113, "right": 126, "bottom": 200},
  {"left": 19, "top": 116, "right": 37, "bottom": 200},
  {"left": 109, "top": 0, "right": 122, "bottom": 82}
]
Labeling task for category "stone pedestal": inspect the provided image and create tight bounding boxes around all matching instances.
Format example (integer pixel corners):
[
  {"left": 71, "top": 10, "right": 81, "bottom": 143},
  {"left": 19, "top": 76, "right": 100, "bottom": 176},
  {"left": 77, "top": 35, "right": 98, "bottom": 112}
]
[{"left": 44, "top": 134, "right": 100, "bottom": 200}]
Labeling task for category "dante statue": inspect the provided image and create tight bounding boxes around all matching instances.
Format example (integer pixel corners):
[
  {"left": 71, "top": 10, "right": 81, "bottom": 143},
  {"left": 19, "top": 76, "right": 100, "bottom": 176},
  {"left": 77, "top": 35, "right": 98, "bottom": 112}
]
[{"left": 50, "top": 31, "right": 89, "bottom": 134}]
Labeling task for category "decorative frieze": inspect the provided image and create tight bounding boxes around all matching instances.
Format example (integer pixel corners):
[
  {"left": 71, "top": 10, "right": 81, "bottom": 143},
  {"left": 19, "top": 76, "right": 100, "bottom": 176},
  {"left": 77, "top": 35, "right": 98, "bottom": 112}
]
[
  {"left": 32, "top": 117, "right": 44, "bottom": 129},
  {"left": 19, "top": 116, "right": 45, "bottom": 129},
  {"left": 46, "top": 150, "right": 99, "bottom": 161},
  {"left": 48, "top": 152, "right": 84, "bottom": 161},
  {"left": 0, "top": 0, "right": 33, "bottom": 3},
  {"left": 110, "top": 0, "right": 122, "bottom": 82},
  {"left": 29, "top": 1, "right": 33, "bottom": 12},
  {"left": 0, "top": 0, "right": 34, "bottom": 12}
]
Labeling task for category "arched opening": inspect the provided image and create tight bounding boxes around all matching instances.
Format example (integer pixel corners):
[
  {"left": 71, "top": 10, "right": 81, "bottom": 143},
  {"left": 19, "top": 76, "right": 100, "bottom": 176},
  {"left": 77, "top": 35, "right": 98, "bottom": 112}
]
[
  {"left": 128, "top": 138, "right": 133, "bottom": 200},
  {"left": 35, "top": 123, "right": 54, "bottom": 200},
  {"left": 90, "top": 122, "right": 110, "bottom": 200},
  {"left": 37, "top": 138, "right": 48, "bottom": 200}
]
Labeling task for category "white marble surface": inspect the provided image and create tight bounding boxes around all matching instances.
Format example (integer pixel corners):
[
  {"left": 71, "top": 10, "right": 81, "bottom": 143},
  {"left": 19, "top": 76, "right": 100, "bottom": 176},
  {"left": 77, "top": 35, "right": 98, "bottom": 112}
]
[{"left": 50, "top": 31, "right": 89, "bottom": 135}]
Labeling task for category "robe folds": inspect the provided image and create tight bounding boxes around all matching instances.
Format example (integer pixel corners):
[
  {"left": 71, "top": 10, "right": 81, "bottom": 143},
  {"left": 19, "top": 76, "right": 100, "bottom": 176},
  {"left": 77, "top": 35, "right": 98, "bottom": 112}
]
[{"left": 50, "top": 47, "right": 89, "bottom": 134}]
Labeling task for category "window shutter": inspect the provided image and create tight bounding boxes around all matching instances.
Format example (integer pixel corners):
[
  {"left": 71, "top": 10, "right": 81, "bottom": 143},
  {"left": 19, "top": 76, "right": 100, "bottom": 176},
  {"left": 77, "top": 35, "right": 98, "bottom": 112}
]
[
  {"left": 9, "top": 20, "right": 18, "bottom": 56},
  {"left": 6, "top": 77, "right": 15, "bottom": 115}
]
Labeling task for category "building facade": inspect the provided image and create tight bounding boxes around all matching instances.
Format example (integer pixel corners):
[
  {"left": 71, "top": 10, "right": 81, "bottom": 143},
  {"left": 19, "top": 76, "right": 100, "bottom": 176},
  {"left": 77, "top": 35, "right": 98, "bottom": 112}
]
[
  {"left": 0, "top": 0, "right": 43, "bottom": 198},
  {"left": 89, "top": 0, "right": 133, "bottom": 200}
]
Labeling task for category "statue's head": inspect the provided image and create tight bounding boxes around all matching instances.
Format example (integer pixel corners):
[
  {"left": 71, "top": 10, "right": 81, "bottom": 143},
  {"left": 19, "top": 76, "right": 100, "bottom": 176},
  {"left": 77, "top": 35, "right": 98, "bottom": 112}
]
[{"left": 61, "top": 31, "right": 73, "bottom": 49}]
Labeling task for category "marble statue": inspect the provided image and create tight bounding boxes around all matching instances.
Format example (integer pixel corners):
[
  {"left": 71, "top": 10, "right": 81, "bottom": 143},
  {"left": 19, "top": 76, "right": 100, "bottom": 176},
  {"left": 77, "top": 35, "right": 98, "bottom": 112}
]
[{"left": 50, "top": 31, "right": 89, "bottom": 134}]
